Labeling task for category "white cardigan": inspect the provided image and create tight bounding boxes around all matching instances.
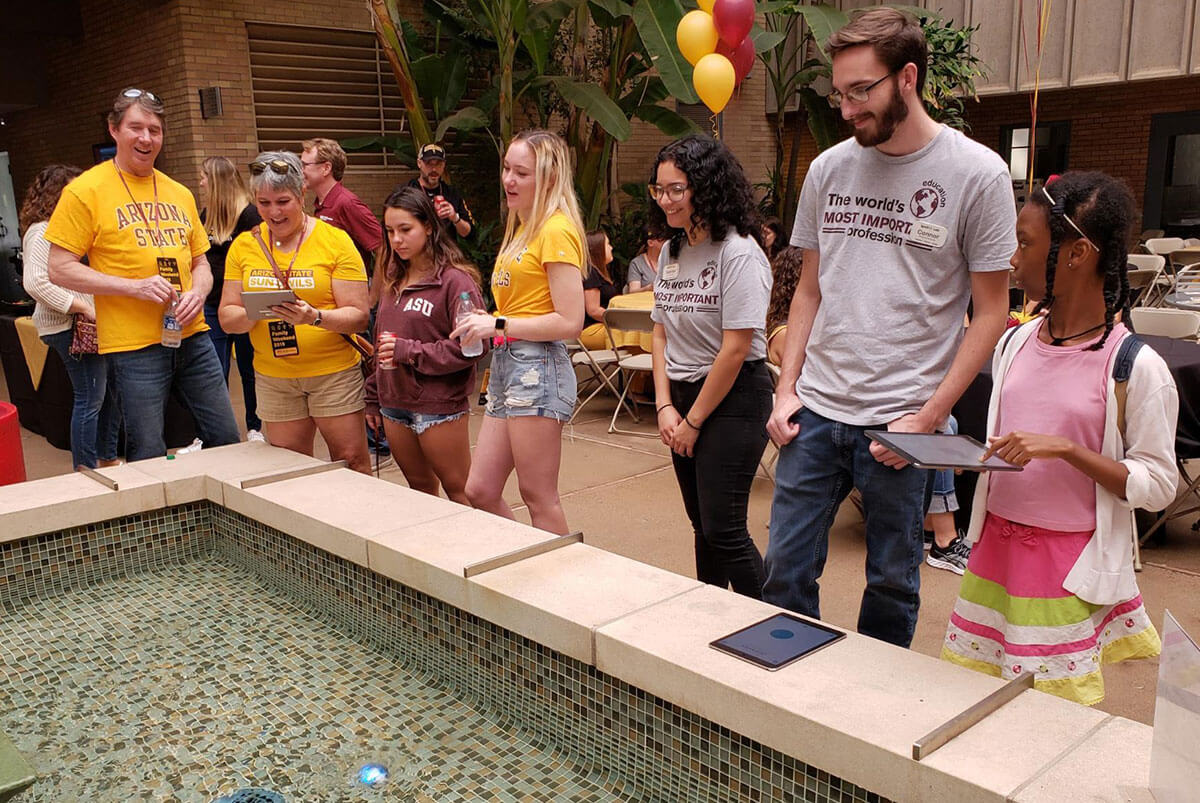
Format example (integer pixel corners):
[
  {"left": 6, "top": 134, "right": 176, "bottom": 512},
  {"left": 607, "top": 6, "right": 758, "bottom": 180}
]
[{"left": 966, "top": 320, "right": 1179, "bottom": 605}]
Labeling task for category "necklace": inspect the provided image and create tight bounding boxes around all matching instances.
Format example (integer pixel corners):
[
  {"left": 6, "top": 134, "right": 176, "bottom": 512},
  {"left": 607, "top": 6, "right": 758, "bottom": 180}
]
[{"left": 1046, "top": 313, "right": 1105, "bottom": 346}]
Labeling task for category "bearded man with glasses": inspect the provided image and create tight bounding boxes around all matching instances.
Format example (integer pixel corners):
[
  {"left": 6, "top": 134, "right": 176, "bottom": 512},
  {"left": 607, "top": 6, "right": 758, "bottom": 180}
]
[
  {"left": 763, "top": 9, "right": 1017, "bottom": 649},
  {"left": 45, "top": 88, "right": 240, "bottom": 461}
]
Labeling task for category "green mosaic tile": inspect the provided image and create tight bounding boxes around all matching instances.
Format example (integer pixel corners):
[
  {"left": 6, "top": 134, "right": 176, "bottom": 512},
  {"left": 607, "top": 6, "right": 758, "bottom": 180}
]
[{"left": 0, "top": 503, "right": 892, "bottom": 803}]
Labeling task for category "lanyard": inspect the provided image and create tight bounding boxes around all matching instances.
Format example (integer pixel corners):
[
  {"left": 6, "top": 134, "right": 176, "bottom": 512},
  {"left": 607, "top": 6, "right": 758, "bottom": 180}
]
[
  {"left": 113, "top": 160, "right": 164, "bottom": 255},
  {"left": 250, "top": 219, "right": 308, "bottom": 289}
]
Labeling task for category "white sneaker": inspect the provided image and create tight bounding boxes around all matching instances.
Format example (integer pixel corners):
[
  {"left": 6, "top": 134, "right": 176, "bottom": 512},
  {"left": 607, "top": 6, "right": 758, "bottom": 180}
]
[{"left": 246, "top": 430, "right": 266, "bottom": 443}]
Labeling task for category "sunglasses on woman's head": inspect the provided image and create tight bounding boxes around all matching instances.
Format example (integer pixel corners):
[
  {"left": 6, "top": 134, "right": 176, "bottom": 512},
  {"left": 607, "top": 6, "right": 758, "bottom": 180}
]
[
  {"left": 122, "top": 88, "right": 160, "bottom": 103},
  {"left": 249, "top": 159, "right": 294, "bottom": 176}
]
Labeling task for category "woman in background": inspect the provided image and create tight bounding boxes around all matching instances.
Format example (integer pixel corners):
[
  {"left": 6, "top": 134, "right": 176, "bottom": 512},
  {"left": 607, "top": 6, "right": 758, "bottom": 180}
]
[
  {"left": 580, "top": 229, "right": 622, "bottom": 350},
  {"left": 199, "top": 155, "right": 263, "bottom": 439},
  {"left": 21, "top": 164, "right": 122, "bottom": 470}
]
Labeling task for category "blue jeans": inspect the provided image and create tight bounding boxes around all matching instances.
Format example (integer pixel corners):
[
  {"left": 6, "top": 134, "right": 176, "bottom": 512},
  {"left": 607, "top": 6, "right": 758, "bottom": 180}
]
[
  {"left": 929, "top": 414, "right": 959, "bottom": 514},
  {"left": 764, "top": 408, "right": 932, "bottom": 647},
  {"left": 41, "top": 330, "right": 121, "bottom": 469},
  {"left": 485, "top": 340, "right": 575, "bottom": 422},
  {"left": 204, "top": 303, "right": 260, "bottom": 431},
  {"left": 107, "top": 332, "right": 241, "bottom": 461}
]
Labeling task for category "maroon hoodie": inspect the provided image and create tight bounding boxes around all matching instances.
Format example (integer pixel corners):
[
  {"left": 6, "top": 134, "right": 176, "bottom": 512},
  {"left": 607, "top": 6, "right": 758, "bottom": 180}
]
[{"left": 365, "top": 266, "right": 487, "bottom": 416}]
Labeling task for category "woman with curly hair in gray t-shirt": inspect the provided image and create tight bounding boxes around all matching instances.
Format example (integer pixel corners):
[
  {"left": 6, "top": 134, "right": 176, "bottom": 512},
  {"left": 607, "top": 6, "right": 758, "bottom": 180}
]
[{"left": 647, "top": 134, "right": 774, "bottom": 599}]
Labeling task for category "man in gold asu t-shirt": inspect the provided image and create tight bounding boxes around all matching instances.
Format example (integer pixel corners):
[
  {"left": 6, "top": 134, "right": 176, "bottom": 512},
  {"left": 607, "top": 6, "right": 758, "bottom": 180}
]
[{"left": 45, "top": 88, "right": 239, "bottom": 461}]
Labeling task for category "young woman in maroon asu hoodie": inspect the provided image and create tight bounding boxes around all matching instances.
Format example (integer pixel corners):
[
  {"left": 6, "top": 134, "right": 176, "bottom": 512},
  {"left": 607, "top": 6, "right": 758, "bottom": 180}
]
[{"left": 365, "top": 187, "right": 486, "bottom": 503}]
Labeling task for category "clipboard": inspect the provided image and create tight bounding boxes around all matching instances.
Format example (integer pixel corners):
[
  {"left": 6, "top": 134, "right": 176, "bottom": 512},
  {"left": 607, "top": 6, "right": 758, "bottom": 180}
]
[
  {"left": 710, "top": 613, "right": 845, "bottom": 671},
  {"left": 242, "top": 289, "right": 298, "bottom": 321},
  {"left": 864, "top": 431, "right": 1023, "bottom": 472}
]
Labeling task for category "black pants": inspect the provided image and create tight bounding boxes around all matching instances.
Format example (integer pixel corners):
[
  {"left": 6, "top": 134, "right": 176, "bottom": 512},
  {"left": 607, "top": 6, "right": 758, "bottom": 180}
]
[{"left": 670, "top": 360, "right": 772, "bottom": 598}]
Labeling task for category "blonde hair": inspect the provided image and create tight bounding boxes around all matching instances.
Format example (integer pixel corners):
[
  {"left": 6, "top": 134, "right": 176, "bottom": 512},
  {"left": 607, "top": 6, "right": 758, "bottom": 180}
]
[
  {"left": 201, "top": 156, "right": 251, "bottom": 244},
  {"left": 496, "top": 129, "right": 586, "bottom": 274}
]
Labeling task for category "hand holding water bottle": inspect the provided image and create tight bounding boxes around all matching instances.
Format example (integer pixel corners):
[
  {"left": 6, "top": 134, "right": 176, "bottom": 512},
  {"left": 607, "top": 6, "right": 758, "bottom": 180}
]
[{"left": 454, "top": 292, "right": 483, "bottom": 357}]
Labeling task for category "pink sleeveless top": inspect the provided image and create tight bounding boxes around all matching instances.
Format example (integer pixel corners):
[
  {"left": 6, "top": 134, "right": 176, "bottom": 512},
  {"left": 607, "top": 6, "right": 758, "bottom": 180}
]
[{"left": 986, "top": 320, "right": 1127, "bottom": 531}]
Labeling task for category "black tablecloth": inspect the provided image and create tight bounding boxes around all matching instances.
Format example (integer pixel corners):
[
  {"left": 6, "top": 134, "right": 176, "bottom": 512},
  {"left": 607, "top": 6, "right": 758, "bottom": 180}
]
[
  {"left": 951, "top": 332, "right": 1200, "bottom": 527},
  {"left": 0, "top": 314, "right": 197, "bottom": 454}
]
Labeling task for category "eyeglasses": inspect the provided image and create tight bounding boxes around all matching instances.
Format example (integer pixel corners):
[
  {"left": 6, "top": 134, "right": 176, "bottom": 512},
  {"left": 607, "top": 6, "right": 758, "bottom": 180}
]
[
  {"left": 122, "top": 88, "right": 160, "bottom": 103},
  {"left": 647, "top": 183, "right": 690, "bottom": 203},
  {"left": 249, "top": 159, "right": 294, "bottom": 176},
  {"left": 1041, "top": 185, "right": 1099, "bottom": 252},
  {"left": 300, "top": 160, "right": 327, "bottom": 168},
  {"left": 826, "top": 70, "right": 897, "bottom": 108}
]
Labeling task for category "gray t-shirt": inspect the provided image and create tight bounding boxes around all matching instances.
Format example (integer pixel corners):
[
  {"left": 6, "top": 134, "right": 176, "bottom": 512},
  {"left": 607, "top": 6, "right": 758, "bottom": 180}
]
[
  {"left": 625, "top": 253, "right": 656, "bottom": 292},
  {"left": 652, "top": 232, "right": 772, "bottom": 382},
  {"left": 790, "top": 126, "right": 1017, "bottom": 424}
]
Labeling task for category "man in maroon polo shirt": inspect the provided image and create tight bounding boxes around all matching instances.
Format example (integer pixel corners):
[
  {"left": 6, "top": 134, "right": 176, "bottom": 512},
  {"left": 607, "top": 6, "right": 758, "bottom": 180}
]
[{"left": 300, "top": 137, "right": 383, "bottom": 272}]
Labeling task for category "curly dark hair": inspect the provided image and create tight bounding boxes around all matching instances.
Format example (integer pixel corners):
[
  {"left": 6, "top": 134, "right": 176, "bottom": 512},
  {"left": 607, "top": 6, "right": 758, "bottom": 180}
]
[
  {"left": 647, "top": 135, "right": 762, "bottom": 259},
  {"left": 19, "top": 164, "right": 82, "bottom": 232},
  {"left": 766, "top": 246, "right": 804, "bottom": 331},
  {"left": 1026, "top": 171, "right": 1134, "bottom": 351}
]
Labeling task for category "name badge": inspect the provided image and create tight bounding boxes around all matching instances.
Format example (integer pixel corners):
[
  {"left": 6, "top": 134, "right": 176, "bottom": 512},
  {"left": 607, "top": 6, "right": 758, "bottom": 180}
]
[
  {"left": 661, "top": 263, "right": 680, "bottom": 280},
  {"left": 157, "top": 257, "right": 183, "bottom": 290},
  {"left": 910, "top": 222, "right": 949, "bottom": 249},
  {"left": 268, "top": 320, "right": 300, "bottom": 357}
]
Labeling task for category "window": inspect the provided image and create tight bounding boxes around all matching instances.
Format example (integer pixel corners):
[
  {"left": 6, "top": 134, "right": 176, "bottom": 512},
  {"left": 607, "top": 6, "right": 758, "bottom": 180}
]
[
  {"left": 1001, "top": 121, "right": 1070, "bottom": 184},
  {"left": 245, "top": 22, "right": 405, "bottom": 168}
]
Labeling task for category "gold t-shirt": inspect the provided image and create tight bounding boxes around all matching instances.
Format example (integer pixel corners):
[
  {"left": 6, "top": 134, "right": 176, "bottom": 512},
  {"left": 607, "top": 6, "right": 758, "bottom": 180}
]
[
  {"left": 490, "top": 212, "right": 583, "bottom": 317},
  {"left": 225, "top": 219, "right": 367, "bottom": 378},
  {"left": 44, "top": 162, "right": 210, "bottom": 353}
]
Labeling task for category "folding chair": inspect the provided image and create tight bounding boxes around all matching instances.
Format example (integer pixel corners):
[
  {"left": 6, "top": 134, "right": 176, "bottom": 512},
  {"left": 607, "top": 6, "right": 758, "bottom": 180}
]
[
  {"left": 602, "top": 307, "right": 657, "bottom": 436},
  {"left": 1129, "top": 307, "right": 1200, "bottom": 339},
  {"left": 567, "top": 334, "right": 629, "bottom": 425},
  {"left": 1128, "top": 254, "right": 1168, "bottom": 306},
  {"left": 1138, "top": 451, "right": 1200, "bottom": 546}
]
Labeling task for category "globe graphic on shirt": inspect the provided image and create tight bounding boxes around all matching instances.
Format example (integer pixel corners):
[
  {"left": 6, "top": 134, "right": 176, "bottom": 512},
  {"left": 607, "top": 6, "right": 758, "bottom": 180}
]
[{"left": 910, "top": 188, "right": 940, "bottom": 218}]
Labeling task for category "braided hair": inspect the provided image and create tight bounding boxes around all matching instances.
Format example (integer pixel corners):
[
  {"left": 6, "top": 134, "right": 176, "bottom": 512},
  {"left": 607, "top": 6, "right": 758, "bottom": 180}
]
[{"left": 1025, "top": 171, "right": 1134, "bottom": 350}]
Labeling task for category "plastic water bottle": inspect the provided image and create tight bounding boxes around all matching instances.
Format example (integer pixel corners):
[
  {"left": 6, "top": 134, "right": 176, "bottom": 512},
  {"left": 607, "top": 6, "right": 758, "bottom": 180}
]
[
  {"left": 161, "top": 301, "right": 182, "bottom": 348},
  {"left": 455, "top": 292, "right": 483, "bottom": 357}
]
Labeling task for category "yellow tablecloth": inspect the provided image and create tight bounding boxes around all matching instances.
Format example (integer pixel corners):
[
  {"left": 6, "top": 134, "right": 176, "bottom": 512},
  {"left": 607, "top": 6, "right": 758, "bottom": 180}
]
[
  {"left": 606, "top": 291, "right": 654, "bottom": 351},
  {"left": 14, "top": 316, "right": 49, "bottom": 390}
]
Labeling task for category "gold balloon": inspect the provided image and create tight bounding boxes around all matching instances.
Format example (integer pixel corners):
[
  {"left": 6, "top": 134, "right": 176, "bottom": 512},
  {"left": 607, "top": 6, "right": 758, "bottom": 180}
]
[
  {"left": 696, "top": 0, "right": 716, "bottom": 10},
  {"left": 692, "top": 53, "right": 736, "bottom": 114},
  {"left": 676, "top": 10, "right": 719, "bottom": 67}
]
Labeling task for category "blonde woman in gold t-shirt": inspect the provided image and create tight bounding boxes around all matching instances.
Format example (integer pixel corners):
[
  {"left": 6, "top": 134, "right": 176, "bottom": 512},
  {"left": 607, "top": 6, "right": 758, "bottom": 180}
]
[{"left": 451, "top": 130, "right": 586, "bottom": 534}]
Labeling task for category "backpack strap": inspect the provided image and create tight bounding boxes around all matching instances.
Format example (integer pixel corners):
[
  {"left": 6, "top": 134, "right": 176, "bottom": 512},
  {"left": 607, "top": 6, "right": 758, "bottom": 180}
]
[{"left": 1113, "top": 334, "right": 1145, "bottom": 438}]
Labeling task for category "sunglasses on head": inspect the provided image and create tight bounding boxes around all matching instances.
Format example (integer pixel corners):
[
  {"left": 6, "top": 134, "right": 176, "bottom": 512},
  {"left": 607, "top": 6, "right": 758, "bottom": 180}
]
[
  {"left": 248, "top": 159, "right": 294, "bottom": 176},
  {"left": 122, "top": 88, "right": 160, "bottom": 103}
]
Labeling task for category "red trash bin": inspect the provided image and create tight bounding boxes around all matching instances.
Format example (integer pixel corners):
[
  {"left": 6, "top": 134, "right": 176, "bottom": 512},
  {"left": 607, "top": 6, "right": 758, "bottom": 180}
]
[{"left": 0, "top": 401, "right": 27, "bottom": 485}]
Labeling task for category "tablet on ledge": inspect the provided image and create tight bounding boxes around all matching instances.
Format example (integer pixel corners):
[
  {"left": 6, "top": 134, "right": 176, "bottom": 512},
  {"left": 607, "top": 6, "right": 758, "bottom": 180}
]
[
  {"left": 710, "top": 613, "right": 846, "bottom": 671},
  {"left": 864, "top": 431, "right": 1023, "bottom": 472},
  {"left": 242, "top": 289, "right": 298, "bottom": 321}
]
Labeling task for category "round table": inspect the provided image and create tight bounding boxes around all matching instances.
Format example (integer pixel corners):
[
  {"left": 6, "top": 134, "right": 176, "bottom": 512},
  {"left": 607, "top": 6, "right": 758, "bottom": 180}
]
[
  {"left": 1165, "top": 291, "right": 1200, "bottom": 311},
  {"left": 606, "top": 291, "right": 655, "bottom": 351}
]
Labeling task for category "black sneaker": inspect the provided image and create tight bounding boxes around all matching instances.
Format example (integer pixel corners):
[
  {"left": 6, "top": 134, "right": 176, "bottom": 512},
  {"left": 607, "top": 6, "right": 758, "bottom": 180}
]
[
  {"left": 923, "top": 530, "right": 935, "bottom": 551},
  {"left": 926, "top": 531, "right": 970, "bottom": 575}
]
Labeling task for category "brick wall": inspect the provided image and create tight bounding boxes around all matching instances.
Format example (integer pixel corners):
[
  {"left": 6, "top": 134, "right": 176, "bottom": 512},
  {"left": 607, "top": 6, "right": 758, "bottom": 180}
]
[
  {"left": 0, "top": 0, "right": 419, "bottom": 225},
  {"left": 962, "top": 75, "right": 1200, "bottom": 223}
]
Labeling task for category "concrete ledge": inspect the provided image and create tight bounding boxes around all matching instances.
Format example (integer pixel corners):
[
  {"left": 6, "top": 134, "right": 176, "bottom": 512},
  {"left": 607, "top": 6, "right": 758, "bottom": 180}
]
[
  {"left": 594, "top": 584, "right": 1111, "bottom": 802},
  {"left": 0, "top": 467, "right": 165, "bottom": 543}
]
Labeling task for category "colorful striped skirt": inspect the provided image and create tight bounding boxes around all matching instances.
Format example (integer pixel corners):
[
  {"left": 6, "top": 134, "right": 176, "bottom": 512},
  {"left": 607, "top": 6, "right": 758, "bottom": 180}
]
[{"left": 942, "top": 513, "right": 1160, "bottom": 706}]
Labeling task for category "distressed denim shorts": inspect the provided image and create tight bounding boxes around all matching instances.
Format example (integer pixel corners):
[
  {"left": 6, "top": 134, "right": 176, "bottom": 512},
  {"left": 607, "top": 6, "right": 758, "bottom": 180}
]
[
  {"left": 485, "top": 339, "right": 576, "bottom": 422},
  {"left": 380, "top": 406, "right": 466, "bottom": 436}
]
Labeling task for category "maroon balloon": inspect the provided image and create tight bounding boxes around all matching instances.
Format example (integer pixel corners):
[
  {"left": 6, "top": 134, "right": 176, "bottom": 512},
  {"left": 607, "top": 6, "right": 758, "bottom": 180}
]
[
  {"left": 717, "top": 36, "right": 755, "bottom": 85},
  {"left": 713, "top": 0, "right": 754, "bottom": 48}
]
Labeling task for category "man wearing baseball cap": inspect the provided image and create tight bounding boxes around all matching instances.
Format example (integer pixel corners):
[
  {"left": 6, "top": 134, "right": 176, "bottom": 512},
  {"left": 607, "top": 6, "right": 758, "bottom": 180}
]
[{"left": 404, "top": 143, "right": 475, "bottom": 240}]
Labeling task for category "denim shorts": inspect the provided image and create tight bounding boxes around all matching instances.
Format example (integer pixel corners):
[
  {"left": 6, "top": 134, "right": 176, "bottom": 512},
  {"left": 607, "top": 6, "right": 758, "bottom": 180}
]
[
  {"left": 485, "top": 340, "right": 576, "bottom": 422},
  {"left": 380, "top": 406, "right": 465, "bottom": 436}
]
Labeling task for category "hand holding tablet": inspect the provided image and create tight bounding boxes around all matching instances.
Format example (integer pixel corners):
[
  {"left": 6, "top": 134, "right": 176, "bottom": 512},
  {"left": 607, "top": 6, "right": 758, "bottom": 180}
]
[
  {"left": 242, "top": 289, "right": 299, "bottom": 321},
  {"left": 864, "top": 431, "right": 1023, "bottom": 472}
]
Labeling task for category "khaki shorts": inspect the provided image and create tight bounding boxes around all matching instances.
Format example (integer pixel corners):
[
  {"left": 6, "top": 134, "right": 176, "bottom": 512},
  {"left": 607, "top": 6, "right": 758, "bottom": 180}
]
[{"left": 255, "top": 364, "right": 365, "bottom": 422}]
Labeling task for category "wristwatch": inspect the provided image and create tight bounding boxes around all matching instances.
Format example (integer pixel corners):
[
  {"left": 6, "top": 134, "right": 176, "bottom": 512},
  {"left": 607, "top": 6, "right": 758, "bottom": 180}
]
[
  {"left": 494, "top": 316, "right": 507, "bottom": 332},
  {"left": 312, "top": 310, "right": 323, "bottom": 327}
]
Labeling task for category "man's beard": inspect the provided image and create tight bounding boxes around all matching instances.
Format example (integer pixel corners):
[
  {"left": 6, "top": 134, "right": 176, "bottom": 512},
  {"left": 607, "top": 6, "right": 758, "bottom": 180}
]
[{"left": 852, "top": 84, "right": 908, "bottom": 147}]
